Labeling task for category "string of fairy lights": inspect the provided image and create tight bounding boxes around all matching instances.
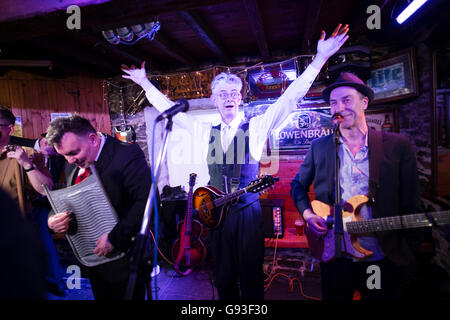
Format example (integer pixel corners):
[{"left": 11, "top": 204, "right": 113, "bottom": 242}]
[{"left": 103, "top": 54, "right": 316, "bottom": 111}]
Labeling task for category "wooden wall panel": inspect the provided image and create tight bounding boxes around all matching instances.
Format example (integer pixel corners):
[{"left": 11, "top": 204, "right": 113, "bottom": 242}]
[
  {"left": 0, "top": 70, "right": 110, "bottom": 139},
  {"left": 260, "top": 159, "right": 315, "bottom": 229}
]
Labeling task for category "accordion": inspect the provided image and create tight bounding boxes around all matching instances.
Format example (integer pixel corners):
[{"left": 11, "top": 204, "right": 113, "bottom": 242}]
[{"left": 43, "top": 166, "right": 125, "bottom": 267}]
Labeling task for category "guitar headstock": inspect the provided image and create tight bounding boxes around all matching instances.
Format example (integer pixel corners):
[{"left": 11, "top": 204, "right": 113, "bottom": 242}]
[
  {"left": 247, "top": 175, "right": 279, "bottom": 193},
  {"left": 189, "top": 173, "right": 197, "bottom": 187}
]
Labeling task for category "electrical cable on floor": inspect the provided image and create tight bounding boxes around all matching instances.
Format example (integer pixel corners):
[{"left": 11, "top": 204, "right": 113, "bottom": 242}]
[
  {"left": 148, "top": 228, "right": 175, "bottom": 266},
  {"left": 263, "top": 233, "right": 321, "bottom": 301}
]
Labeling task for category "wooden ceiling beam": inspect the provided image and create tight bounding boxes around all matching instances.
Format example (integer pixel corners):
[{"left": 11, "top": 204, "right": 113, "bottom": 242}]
[
  {"left": 179, "top": 10, "right": 232, "bottom": 64},
  {"left": 73, "top": 31, "right": 164, "bottom": 70},
  {"left": 242, "top": 0, "right": 270, "bottom": 59},
  {"left": 0, "top": 0, "right": 236, "bottom": 42},
  {"left": 301, "top": 0, "right": 323, "bottom": 53},
  {"left": 28, "top": 38, "right": 119, "bottom": 74},
  {"left": 151, "top": 32, "right": 197, "bottom": 66}
]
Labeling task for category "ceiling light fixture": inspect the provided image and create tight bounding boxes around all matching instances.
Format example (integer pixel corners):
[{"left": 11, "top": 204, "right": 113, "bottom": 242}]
[
  {"left": 395, "top": 0, "right": 428, "bottom": 24},
  {"left": 101, "top": 21, "right": 160, "bottom": 45}
]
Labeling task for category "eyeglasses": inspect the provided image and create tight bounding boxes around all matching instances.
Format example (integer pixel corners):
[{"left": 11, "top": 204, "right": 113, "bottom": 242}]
[{"left": 216, "top": 91, "right": 240, "bottom": 100}]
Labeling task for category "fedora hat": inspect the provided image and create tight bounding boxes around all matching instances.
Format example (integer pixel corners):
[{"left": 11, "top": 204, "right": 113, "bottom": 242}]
[{"left": 322, "top": 72, "right": 374, "bottom": 103}]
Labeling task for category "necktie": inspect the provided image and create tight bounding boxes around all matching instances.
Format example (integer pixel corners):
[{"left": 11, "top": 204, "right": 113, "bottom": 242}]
[
  {"left": 75, "top": 167, "right": 90, "bottom": 184},
  {"left": 223, "top": 125, "right": 232, "bottom": 151}
]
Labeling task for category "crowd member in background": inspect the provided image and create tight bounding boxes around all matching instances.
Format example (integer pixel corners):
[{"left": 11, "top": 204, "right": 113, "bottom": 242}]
[
  {"left": 0, "top": 106, "right": 53, "bottom": 214},
  {"left": 0, "top": 187, "right": 47, "bottom": 300}
]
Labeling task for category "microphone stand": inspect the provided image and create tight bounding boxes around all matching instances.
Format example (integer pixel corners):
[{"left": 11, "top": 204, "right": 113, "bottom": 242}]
[
  {"left": 332, "top": 123, "right": 344, "bottom": 299},
  {"left": 125, "top": 116, "right": 173, "bottom": 300},
  {"left": 333, "top": 124, "right": 343, "bottom": 258}
]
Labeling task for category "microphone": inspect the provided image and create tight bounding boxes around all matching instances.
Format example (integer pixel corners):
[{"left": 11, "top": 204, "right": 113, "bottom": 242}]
[
  {"left": 331, "top": 113, "right": 344, "bottom": 137},
  {"left": 331, "top": 113, "right": 344, "bottom": 128},
  {"left": 155, "top": 99, "right": 189, "bottom": 122}
]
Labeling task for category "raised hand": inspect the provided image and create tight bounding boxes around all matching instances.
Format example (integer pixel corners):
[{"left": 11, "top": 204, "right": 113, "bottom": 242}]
[
  {"left": 316, "top": 24, "right": 349, "bottom": 60},
  {"left": 121, "top": 61, "right": 149, "bottom": 87}
]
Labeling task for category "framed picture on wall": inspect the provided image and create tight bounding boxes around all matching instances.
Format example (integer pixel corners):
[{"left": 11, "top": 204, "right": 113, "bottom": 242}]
[
  {"left": 367, "top": 48, "right": 419, "bottom": 104},
  {"left": 366, "top": 106, "right": 399, "bottom": 132}
]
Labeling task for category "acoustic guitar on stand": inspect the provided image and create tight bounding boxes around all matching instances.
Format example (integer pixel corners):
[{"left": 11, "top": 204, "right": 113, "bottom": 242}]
[
  {"left": 194, "top": 175, "right": 279, "bottom": 229},
  {"left": 172, "top": 173, "right": 206, "bottom": 275},
  {"left": 305, "top": 195, "right": 450, "bottom": 262}
]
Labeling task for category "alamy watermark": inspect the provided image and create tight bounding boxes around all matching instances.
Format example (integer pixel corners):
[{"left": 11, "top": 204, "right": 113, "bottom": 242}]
[
  {"left": 66, "top": 5, "right": 81, "bottom": 30},
  {"left": 66, "top": 265, "right": 81, "bottom": 290},
  {"left": 366, "top": 264, "right": 381, "bottom": 290},
  {"left": 367, "top": 5, "right": 381, "bottom": 30}
]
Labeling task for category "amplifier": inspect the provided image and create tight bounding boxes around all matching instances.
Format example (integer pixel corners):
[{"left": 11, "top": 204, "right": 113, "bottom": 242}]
[{"left": 261, "top": 199, "right": 284, "bottom": 238}]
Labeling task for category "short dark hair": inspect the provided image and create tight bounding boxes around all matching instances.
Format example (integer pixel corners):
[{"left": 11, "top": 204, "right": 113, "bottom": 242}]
[
  {"left": 46, "top": 114, "right": 96, "bottom": 146},
  {"left": 0, "top": 106, "right": 16, "bottom": 125}
]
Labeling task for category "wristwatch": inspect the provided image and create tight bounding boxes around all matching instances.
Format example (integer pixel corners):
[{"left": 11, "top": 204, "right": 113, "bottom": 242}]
[{"left": 24, "top": 164, "right": 36, "bottom": 172}]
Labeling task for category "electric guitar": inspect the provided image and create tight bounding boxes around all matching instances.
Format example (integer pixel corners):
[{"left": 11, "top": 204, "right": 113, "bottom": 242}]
[
  {"left": 194, "top": 175, "right": 279, "bottom": 229},
  {"left": 172, "top": 173, "right": 206, "bottom": 275},
  {"left": 305, "top": 195, "right": 450, "bottom": 262},
  {"left": 113, "top": 85, "right": 136, "bottom": 144}
]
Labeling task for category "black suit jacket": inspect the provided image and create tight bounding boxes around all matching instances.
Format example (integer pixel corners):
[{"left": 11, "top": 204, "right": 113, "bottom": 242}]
[
  {"left": 66, "top": 135, "right": 151, "bottom": 253},
  {"left": 290, "top": 128, "right": 422, "bottom": 266}
]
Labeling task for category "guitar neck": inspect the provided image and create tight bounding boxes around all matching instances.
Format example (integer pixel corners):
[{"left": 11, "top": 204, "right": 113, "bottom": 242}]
[
  {"left": 346, "top": 211, "right": 450, "bottom": 234},
  {"left": 185, "top": 188, "right": 194, "bottom": 233},
  {"left": 214, "top": 188, "right": 247, "bottom": 207}
]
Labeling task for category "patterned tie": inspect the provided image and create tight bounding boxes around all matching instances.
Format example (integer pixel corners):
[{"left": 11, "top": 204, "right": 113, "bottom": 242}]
[{"left": 75, "top": 167, "right": 90, "bottom": 184}]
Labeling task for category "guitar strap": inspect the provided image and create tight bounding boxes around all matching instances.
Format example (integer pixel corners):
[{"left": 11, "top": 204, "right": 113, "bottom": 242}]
[
  {"left": 230, "top": 163, "right": 242, "bottom": 193},
  {"left": 368, "top": 129, "right": 382, "bottom": 204}
]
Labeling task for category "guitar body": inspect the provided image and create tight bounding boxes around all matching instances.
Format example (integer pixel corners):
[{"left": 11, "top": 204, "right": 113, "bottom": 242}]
[
  {"left": 193, "top": 186, "right": 229, "bottom": 229},
  {"left": 194, "top": 176, "right": 279, "bottom": 229},
  {"left": 172, "top": 173, "right": 206, "bottom": 275},
  {"left": 113, "top": 125, "right": 136, "bottom": 144},
  {"left": 171, "top": 220, "right": 206, "bottom": 268},
  {"left": 305, "top": 195, "right": 371, "bottom": 262}
]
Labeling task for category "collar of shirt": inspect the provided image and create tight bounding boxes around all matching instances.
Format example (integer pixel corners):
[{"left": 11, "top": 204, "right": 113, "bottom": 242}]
[
  {"left": 34, "top": 138, "right": 50, "bottom": 167},
  {"left": 95, "top": 132, "right": 106, "bottom": 162},
  {"left": 78, "top": 133, "right": 105, "bottom": 175},
  {"left": 339, "top": 132, "right": 369, "bottom": 159},
  {"left": 33, "top": 139, "right": 40, "bottom": 151}
]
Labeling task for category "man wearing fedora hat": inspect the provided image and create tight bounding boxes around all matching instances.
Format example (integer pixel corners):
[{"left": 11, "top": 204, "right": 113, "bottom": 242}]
[{"left": 291, "top": 72, "right": 423, "bottom": 300}]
